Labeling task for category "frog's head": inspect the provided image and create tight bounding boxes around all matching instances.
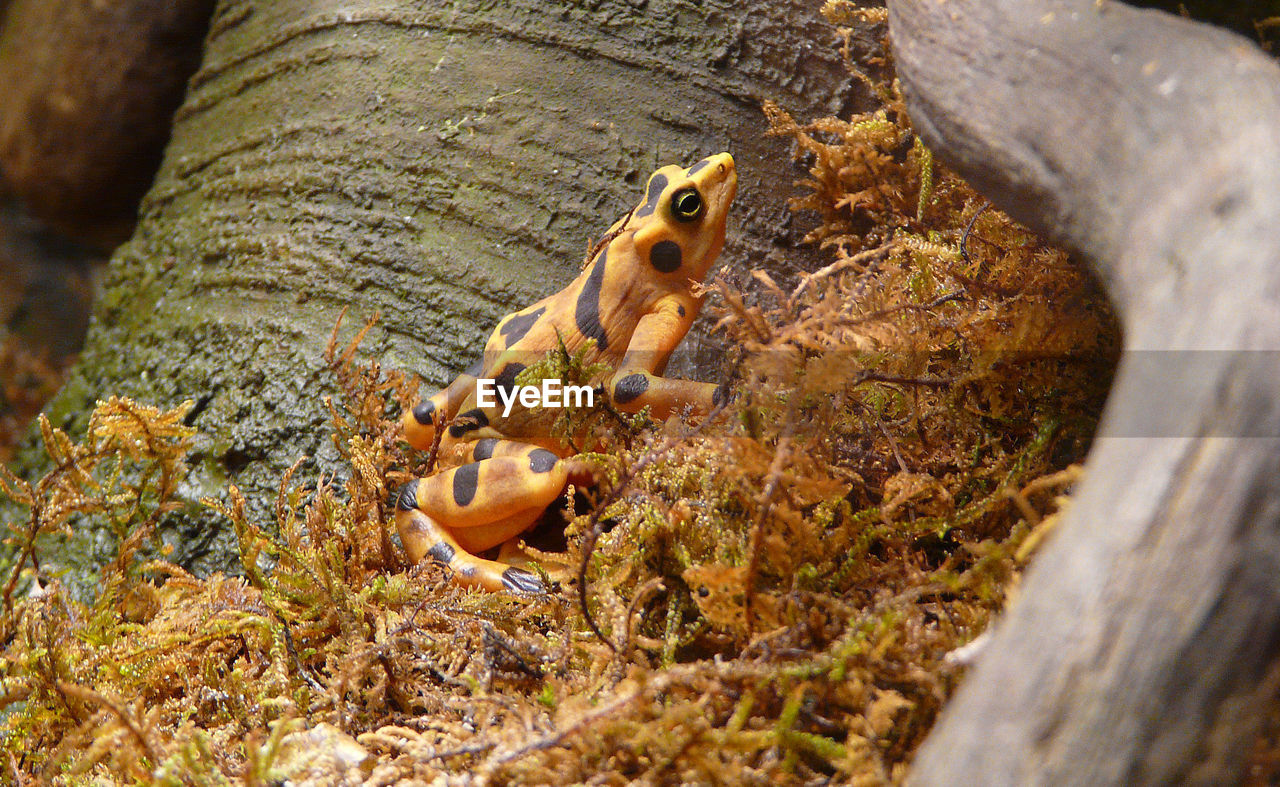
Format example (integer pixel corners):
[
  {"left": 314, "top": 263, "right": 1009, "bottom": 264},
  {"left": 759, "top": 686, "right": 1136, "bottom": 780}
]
[{"left": 628, "top": 153, "right": 736, "bottom": 281}]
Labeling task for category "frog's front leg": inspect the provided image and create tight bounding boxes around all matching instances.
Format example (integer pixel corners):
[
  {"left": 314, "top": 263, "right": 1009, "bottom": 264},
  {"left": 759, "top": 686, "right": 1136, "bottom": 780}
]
[
  {"left": 395, "top": 439, "right": 590, "bottom": 593},
  {"left": 607, "top": 294, "right": 724, "bottom": 418},
  {"left": 401, "top": 363, "right": 485, "bottom": 450}
]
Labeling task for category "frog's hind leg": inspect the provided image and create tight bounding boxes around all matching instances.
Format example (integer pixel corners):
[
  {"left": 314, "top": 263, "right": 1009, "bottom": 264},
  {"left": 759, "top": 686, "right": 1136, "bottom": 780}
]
[
  {"left": 396, "top": 506, "right": 545, "bottom": 593},
  {"left": 395, "top": 440, "right": 594, "bottom": 593}
]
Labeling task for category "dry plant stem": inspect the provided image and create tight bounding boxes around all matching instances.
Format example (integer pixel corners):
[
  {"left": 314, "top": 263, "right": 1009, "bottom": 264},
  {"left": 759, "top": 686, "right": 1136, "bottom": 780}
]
[
  {"left": 838, "top": 290, "right": 965, "bottom": 335},
  {"left": 281, "top": 625, "right": 324, "bottom": 693},
  {"left": 583, "top": 207, "right": 636, "bottom": 270},
  {"left": 793, "top": 242, "right": 899, "bottom": 300},
  {"left": 474, "top": 661, "right": 759, "bottom": 780},
  {"left": 1, "top": 499, "right": 39, "bottom": 613},
  {"left": 889, "top": 0, "right": 1280, "bottom": 783},
  {"left": 624, "top": 577, "right": 666, "bottom": 658},
  {"left": 958, "top": 201, "right": 991, "bottom": 268}
]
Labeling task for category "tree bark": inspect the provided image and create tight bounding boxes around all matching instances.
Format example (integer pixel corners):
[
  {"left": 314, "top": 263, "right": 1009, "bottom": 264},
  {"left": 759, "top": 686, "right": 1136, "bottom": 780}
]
[
  {"left": 889, "top": 1, "right": 1280, "bottom": 783},
  {"left": 30, "top": 1, "right": 867, "bottom": 589}
]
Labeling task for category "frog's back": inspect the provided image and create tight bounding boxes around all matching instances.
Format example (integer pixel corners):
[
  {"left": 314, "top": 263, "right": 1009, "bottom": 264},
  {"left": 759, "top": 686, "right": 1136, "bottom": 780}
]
[
  {"left": 478, "top": 272, "right": 625, "bottom": 378},
  {"left": 411, "top": 153, "right": 736, "bottom": 453}
]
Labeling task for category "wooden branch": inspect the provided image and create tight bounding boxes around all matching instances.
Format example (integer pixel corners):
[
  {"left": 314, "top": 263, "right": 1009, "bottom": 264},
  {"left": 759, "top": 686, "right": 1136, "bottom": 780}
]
[{"left": 888, "top": 1, "right": 1280, "bottom": 783}]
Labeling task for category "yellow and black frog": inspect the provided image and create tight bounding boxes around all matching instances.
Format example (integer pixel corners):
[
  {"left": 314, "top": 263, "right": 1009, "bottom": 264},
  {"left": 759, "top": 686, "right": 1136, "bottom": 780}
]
[{"left": 397, "top": 153, "right": 737, "bottom": 592}]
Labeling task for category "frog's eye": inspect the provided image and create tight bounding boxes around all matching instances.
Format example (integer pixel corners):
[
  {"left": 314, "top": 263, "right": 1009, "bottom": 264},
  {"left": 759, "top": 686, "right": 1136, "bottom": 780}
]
[{"left": 670, "top": 187, "right": 703, "bottom": 223}]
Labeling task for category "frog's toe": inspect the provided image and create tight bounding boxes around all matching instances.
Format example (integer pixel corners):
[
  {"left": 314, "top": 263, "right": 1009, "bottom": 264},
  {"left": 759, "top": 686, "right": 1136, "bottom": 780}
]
[{"left": 501, "top": 566, "right": 546, "bottom": 594}]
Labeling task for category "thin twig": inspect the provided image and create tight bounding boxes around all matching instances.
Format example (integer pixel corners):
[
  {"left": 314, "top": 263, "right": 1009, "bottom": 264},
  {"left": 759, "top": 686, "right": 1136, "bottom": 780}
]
[
  {"left": 281, "top": 624, "right": 325, "bottom": 693},
  {"left": 960, "top": 200, "right": 991, "bottom": 267},
  {"left": 623, "top": 577, "right": 666, "bottom": 658},
  {"left": 793, "top": 241, "right": 899, "bottom": 300},
  {"left": 582, "top": 207, "right": 636, "bottom": 270}
]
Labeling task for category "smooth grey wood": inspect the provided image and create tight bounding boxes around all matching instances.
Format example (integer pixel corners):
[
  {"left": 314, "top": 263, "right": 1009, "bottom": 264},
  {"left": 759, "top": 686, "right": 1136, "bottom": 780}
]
[{"left": 888, "top": 1, "right": 1280, "bottom": 783}]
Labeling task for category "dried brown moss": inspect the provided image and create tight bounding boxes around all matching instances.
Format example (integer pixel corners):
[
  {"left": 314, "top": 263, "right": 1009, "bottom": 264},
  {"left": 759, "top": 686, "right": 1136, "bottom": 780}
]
[{"left": 0, "top": 6, "right": 1120, "bottom": 784}]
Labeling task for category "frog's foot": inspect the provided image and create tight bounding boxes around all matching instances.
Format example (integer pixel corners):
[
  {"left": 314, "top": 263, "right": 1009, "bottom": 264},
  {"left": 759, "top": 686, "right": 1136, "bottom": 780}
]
[
  {"left": 496, "top": 564, "right": 545, "bottom": 594},
  {"left": 497, "top": 539, "right": 572, "bottom": 590},
  {"left": 608, "top": 368, "right": 721, "bottom": 419},
  {"left": 497, "top": 538, "right": 534, "bottom": 568},
  {"left": 397, "top": 507, "right": 546, "bottom": 593}
]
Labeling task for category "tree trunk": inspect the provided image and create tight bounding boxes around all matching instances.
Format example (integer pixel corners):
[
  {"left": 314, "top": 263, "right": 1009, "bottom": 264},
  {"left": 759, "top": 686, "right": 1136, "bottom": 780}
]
[
  {"left": 31, "top": 0, "right": 865, "bottom": 589},
  {"left": 888, "top": 1, "right": 1280, "bottom": 783}
]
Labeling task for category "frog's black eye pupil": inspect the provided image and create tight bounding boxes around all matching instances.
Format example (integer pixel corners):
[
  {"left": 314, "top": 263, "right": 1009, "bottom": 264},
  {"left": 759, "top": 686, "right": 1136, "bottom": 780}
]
[{"left": 672, "top": 189, "right": 703, "bottom": 222}]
